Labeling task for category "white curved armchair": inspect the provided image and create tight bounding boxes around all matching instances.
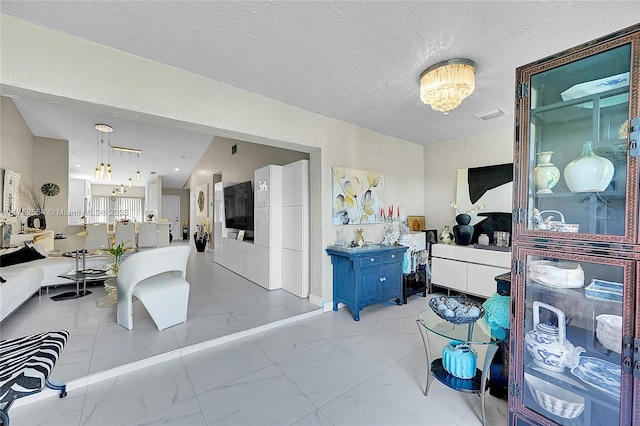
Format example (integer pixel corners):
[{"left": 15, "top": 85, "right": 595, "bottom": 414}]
[{"left": 116, "top": 245, "right": 191, "bottom": 330}]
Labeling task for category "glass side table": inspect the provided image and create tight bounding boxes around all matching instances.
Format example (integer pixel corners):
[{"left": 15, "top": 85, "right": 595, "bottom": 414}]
[
  {"left": 55, "top": 267, "right": 115, "bottom": 301},
  {"left": 416, "top": 309, "right": 506, "bottom": 426}
]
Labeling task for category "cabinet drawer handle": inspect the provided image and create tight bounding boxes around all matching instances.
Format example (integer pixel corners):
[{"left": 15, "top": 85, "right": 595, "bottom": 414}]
[
  {"left": 370, "top": 258, "right": 375, "bottom": 262},
  {"left": 379, "top": 277, "right": 386, "bottom": 282},
  {"left": 390, "top": 254, "right": 395, "bottom": 258}
]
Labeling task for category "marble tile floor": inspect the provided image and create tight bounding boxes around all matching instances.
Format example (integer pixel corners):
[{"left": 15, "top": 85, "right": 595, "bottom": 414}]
[
  {"left": 8, "top": 272, "right": 508, "bottom": 425},
  {"left": 0, "top": 243, "right": 321, "bottom": 385}
]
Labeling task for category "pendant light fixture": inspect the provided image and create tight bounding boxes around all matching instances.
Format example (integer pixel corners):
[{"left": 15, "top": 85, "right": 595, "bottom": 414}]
[
  {"left": 119, "top": 150, "right": 125, "bottom": 193},
  {"left": 94, "top": 133, "right": 100, "bottom": 178},
  {"left": 128, "top": 152, "right": 133, "bottom": 188},
  {"left": 95, "top": 124, "right": 113, "bottom": 180},
  {"left": 136, "top": 153, "right": 141, "bottom": 181},
  {"left": 92, "top": 123, "right": 142, "bottom": 184}
]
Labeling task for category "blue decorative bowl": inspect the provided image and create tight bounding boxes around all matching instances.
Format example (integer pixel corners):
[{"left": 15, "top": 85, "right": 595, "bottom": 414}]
[{"left": 429, "top": 296, "right": 485, "bottom": 324}]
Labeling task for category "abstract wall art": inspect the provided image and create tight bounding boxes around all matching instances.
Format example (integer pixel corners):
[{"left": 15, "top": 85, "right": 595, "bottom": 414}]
[{"left": 332, "top": 167, "right": 384, "bottom": 225}]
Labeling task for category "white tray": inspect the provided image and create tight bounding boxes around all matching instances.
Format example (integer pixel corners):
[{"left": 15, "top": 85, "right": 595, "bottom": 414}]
[{"left": 561, "top": 73, "right": 629, "bottom": 109}]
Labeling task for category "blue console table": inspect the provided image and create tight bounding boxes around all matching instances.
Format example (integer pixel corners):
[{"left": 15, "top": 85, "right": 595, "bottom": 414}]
[{"left": 326, "top": 244, "right": 407, "bottom": 321}]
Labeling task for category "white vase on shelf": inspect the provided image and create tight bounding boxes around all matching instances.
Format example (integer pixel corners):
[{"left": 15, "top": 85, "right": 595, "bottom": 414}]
[
  {"left": 564, "top": 141, "right": 614, "bottom": 192},
  {"left": 531, "top": 151, "right": 560, "bottom": 194}
]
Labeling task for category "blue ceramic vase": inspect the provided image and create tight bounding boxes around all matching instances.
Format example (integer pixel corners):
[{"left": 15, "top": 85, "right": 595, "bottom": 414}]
[
  {"left": 453, "top": 214, "right": 473, "bottom": 246},
  {"left": 442, "top": 340, "right": 477, "bottom": 379}
]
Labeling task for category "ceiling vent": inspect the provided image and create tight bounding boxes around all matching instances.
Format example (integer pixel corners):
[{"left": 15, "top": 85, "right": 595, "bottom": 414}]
[{"left": 473, "top": 107, "right": 508, "bottom": 121}]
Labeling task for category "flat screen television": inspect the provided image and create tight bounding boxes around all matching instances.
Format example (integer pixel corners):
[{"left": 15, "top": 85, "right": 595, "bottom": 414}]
[{"left": 223, "top": 181, "right": 254, "bottom": 231}]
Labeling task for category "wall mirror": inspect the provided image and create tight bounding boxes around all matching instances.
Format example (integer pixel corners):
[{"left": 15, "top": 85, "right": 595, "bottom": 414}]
[{"left": 2, "top": 169, "right": 21, "bottom": 214}]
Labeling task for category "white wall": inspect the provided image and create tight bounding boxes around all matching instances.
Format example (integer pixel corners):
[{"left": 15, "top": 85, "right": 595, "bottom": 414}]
[
  {"left": 1, "top": 15, "right": 425, "bottom": 308},
  {"left": 1, "top": 97, "right": 34, "bottom": 197},
  {"left": 32, "top": 136, "right": 69, "bottom": 235},
  {"left": 423, "top": 127, "right": 514, "bottom": 233}
]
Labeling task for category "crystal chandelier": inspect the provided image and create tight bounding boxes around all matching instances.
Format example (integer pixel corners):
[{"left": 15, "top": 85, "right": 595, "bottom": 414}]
[{"left": 420, "top": 58, "right": 476, "bottom": 114}]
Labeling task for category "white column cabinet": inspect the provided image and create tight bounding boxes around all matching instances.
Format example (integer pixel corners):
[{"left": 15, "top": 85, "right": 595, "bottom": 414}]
[
  {"left": 253, "top": 164, "right": 282, "bottom": 290},
  {"left": 281, "top": 160, "right": 309, "bottom": 297}
]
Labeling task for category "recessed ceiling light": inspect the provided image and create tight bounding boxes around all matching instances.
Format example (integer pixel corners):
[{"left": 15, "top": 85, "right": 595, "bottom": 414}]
[
  {"left": 473, "top": 107, "right": 508, "bottom": 121},
  {"left": 174, "top": 168, "right": 180, "bottom": 172},
  {"left": 76, "top": 164, "right": 82, "bottom": 167}
]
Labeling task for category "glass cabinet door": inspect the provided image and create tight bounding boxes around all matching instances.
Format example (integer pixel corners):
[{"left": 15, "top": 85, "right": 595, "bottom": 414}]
[
  {"left": 517, "top": 38, "right": 637, "bottom": 242},
  {"left": 514, "top": 248, "right": 635, "bottom": 425}
]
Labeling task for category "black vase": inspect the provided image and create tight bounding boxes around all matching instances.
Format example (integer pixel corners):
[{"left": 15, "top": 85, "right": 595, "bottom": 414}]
[
  {"left": 27, "top": 213, "right": 46, "bottom": 230},
  {"left": 194, "top": 235, "right": 207, "bottom": 252},
  {"left": 453, "top": 214, "right": 473, "bottom": 246}
]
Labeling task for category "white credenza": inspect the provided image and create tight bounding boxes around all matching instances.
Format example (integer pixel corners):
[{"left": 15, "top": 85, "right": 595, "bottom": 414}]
[
  {"left": 218, "top": 237, "right": 269, "bottom": 287},
  {"left": 431, "top": 244, "right": 511, "bottom": 298},
  {"left": 10, "top": 230, "right": 55, "bottom": 252}
]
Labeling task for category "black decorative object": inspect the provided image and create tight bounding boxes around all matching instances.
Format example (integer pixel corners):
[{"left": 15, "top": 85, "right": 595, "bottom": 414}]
[
  {"left": 26, "top": 213, "right": 46, "bottom": 230},
  {"left": 194, "top": 224, "right": 207, "bottom": 252},
  {"left": 194, "top": 237, "right": 206, "bottom": 252},
  {"left": 453, "top": 214, "right": 473, "bottom": 245},
  {"left": 472, "top": 212, "right": 512, "bottom": 244}
]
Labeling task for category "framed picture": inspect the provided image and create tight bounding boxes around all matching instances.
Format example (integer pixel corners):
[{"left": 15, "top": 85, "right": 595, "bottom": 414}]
[
  {"left": 237, "top": 230, "right": 245, "bottom": 241},
  {"left": 332, "top": 166, "right": 384, "bottom": 225},
  {"left": 407, "top": 216, "right": 425, "bottom": 232},
  {"left": 196, "top": 183, "right": 208, "bottom": 217},
  {"left": 424, "top": 229, "right": 438, "bottom": 246}
]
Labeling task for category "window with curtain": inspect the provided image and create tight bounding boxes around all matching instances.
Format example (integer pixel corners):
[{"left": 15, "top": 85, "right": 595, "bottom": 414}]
[
  {"left": 115, "top": 197, "right": 143, "bottom": 222},
  {"left": 90, "top": 196, "right": 110, "bottom": 223},
  {"left": 90, "top": 196, "right": 143, "bottom": 223}
]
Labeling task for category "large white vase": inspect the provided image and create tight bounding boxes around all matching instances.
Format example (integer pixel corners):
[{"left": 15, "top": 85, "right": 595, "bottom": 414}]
[
  {"left": 532, "top": 151, "right": 560, "bottom": 194},
  {"left": 563, "top": 141, "right": 614, "bottom": 192}
]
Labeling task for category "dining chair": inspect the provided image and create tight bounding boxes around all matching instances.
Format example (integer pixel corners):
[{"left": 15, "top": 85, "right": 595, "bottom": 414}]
[
  {"left": 114, "top": 221, "right": 136, "bottom": 250},
  {"left": 155, "top": 221, "right": 170, "bottom": 247},
  {"left": 85, "top": 223, "right": 109, "bottom": 250},
  {"left": 137, "top": 222, "right": 157, "bottom": 249}
]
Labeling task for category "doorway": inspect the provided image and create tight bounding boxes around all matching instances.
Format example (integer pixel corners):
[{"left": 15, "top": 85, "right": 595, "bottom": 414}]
[{"left": 162, "top": 195, "right": 181, "bottom": 240}]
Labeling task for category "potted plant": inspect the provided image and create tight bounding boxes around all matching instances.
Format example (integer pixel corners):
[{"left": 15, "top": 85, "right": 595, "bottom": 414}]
[
  {"left": 102, "top": 241, "right": 133, "bottom": 274},
  {"left": 194, "top": 224, "right": 208, "bottom": 252}
]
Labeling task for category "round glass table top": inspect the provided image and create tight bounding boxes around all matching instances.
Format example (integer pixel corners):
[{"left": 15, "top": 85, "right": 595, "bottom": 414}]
[{"left": 417, "top": 308, "right": 505, "bottom": 344}]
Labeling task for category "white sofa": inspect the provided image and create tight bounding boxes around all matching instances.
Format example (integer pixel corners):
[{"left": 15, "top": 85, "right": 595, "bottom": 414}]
[{"left": 0, "top": 253, "right": 112, "bottom": 322}]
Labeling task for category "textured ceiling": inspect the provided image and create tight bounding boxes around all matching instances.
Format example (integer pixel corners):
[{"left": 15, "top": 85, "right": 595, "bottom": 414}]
[{"left": 2, "top": 1, "right": 638, "bottom": 186}]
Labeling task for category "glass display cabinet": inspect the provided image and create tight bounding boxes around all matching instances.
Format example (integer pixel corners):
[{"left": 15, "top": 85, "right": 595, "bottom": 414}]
[{"left": 510, "top": 24, "right": 639, "bottom": 425}]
